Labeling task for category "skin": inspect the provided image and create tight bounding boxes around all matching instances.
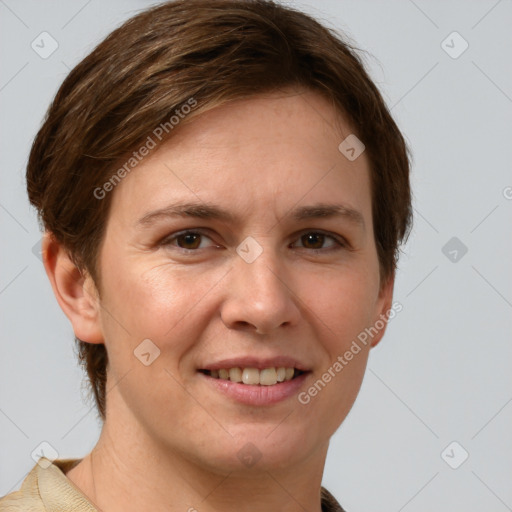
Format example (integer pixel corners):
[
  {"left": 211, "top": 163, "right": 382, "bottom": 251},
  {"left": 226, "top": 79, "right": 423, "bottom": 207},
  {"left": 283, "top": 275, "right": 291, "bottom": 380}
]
[{"left": 43, "top": 88, "right": 394, "bottom": 512}]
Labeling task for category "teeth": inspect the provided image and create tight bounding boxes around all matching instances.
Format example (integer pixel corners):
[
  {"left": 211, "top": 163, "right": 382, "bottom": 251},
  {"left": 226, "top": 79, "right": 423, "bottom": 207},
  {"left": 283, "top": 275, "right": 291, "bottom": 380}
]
[
  {"left": 229, "top": 367, "right": 242, "bottom": 382},
  {"left": 259, "top": 368, "right": 277, "bottom": 386},
  {"left": 242, "top": 368, "right": 260, "bottom": 385},
  {"left": 206, "top": 366, "right": 298, "bottom": 385}
]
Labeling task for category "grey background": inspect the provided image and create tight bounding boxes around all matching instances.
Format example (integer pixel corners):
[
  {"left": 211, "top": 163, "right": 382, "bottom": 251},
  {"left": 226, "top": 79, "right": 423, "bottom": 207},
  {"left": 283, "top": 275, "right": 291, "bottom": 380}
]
[{"left": 1, "top": 0, "right": 511, "bottom": 510}]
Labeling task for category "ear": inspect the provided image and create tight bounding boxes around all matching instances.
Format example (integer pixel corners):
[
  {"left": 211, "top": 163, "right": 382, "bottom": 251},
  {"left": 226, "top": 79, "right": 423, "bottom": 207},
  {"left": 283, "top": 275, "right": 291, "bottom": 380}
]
[
  {"left": 42, "top": 232, "right": 104, "bottom": 344},
  {"left": 369, "top": 272, "right": 396, "bottom": 349}
]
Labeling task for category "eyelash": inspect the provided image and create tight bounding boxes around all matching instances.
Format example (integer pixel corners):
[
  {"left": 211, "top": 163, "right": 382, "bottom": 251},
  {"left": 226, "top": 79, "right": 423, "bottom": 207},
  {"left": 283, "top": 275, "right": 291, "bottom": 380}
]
[{"left": 160, "top": 229, "right": 348, "bottom": 254}]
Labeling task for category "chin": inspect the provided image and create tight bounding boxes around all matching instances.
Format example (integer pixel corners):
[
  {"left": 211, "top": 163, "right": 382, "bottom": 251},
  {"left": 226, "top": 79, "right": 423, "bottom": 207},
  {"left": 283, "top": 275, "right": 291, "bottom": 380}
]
[{"left": 208, "top": 423, "right": 323, "bottom": 473}]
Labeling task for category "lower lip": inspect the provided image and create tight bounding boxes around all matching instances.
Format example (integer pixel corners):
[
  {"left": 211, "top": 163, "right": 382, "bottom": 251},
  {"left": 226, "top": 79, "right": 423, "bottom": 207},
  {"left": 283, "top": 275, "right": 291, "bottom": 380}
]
[{"left": 199, "top": 372, "right": 310, "bottom": 406}]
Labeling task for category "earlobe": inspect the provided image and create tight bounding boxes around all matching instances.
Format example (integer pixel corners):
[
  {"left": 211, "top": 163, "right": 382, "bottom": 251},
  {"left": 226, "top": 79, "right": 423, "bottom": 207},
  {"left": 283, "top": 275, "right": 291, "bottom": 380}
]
[
  {"left": 369, "top": 272, "right": 396, "bottom": 349},
  {"left": 42, "top": 232, "right": 104, "bottom": 344}
]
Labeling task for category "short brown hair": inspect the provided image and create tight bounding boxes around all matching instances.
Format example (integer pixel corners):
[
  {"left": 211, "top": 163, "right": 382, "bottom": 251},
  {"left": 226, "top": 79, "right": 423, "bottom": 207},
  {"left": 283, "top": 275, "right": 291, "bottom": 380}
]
[{"left": 26, "top": 0, "right": 412, "bottom": 420}]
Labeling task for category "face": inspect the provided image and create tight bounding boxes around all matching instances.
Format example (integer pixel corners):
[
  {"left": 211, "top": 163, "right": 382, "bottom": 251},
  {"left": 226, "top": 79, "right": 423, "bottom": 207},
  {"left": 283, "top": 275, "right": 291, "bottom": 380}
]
[{"left": 86, "top": 89, "right": 393, "bottom": 473}]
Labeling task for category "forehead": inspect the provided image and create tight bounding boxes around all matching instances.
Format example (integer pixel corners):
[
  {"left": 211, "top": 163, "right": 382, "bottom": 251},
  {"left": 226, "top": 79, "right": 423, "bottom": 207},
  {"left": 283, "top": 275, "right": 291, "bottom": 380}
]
[{"left": 107, "top": 89, "right": 372, "bottom": 227}]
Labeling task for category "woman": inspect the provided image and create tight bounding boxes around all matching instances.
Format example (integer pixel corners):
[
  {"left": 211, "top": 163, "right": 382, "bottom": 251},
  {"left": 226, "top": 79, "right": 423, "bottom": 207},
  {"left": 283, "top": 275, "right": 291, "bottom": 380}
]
[{"left": 1, "top": 0, "right": 411, "bottom": 510}]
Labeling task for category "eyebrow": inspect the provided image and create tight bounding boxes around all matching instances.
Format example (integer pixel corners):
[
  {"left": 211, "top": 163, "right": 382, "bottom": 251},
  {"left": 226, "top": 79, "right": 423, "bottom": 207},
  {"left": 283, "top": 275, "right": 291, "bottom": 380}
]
[{"left": 137, "top": 201, "right": 365, "bottom": 229}]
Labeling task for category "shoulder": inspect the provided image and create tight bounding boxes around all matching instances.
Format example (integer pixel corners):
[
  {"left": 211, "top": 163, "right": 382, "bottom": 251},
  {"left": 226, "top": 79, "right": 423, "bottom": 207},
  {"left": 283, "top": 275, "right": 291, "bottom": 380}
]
[
  {"left": 0, "top": 462, "right": 45, "bottom": 511},
  {"left": 0, "top": 458, "right": 95, "bottom": 512}
]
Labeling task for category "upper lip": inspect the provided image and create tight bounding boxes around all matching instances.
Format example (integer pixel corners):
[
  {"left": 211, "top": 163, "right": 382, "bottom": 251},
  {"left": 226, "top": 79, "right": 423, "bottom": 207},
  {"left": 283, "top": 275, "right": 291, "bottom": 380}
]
[{"left": 198, "top": 356, "right": 311, "bottom": 372}]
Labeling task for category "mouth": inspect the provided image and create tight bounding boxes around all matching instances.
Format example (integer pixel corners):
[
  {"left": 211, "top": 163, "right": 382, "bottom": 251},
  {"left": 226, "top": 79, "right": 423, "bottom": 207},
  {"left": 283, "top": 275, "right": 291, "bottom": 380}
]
[
  {"left": 198, "top": 367, "right": 306, "bottom": 386},
  {"left": 197, "top": 357, "right": 312, "bottom": 405}
]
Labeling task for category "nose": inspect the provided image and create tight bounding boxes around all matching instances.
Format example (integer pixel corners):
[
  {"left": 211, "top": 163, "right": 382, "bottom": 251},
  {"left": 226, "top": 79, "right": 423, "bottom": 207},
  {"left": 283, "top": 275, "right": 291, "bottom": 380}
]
[{"left": 220, "top": 245, "right": 301, "bottom": 335}]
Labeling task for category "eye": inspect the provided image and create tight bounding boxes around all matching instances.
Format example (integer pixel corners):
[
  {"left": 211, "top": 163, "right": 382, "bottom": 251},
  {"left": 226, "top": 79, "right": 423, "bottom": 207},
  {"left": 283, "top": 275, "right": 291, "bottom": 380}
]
[
  {"left": 291, "top": 231, "right": 345, "bottom": 252},
  {"left": 161, "top": 230, "right": 218, "bottom": 251},
  {"left": 160, "top": 229, "right": 347, "bottom": 254}
]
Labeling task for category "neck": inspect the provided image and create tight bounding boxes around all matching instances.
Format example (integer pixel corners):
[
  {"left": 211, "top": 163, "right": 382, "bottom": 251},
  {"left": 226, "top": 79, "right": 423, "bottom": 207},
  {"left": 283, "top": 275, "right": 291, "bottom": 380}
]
[{"left": 67, "top": 416, "right": 328, "bottom": 512}]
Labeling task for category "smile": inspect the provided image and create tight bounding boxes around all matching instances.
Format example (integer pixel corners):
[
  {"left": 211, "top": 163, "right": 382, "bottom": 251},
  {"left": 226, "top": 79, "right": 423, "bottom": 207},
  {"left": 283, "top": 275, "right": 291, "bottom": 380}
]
[{"left": 199, "top": 367, "right": 304, "bottom": 386}]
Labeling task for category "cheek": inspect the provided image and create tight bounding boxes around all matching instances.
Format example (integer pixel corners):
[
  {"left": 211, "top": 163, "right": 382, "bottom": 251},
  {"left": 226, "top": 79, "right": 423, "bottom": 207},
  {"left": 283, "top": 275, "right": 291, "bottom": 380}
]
[
  {"left": 303, "top": 265, "right": 380, "bottom": 429},
  {"left": 299, "top": 270, "right": 376, "bottom": 433},
  {"left": 96, "top": 261, "right": 213, "bottom": 420},
  {"left": 98, "top": 259, "right": 225, "bottom": 358},
  {"left": 302, "top": 265, "right": 379, "bottom": 350}
]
